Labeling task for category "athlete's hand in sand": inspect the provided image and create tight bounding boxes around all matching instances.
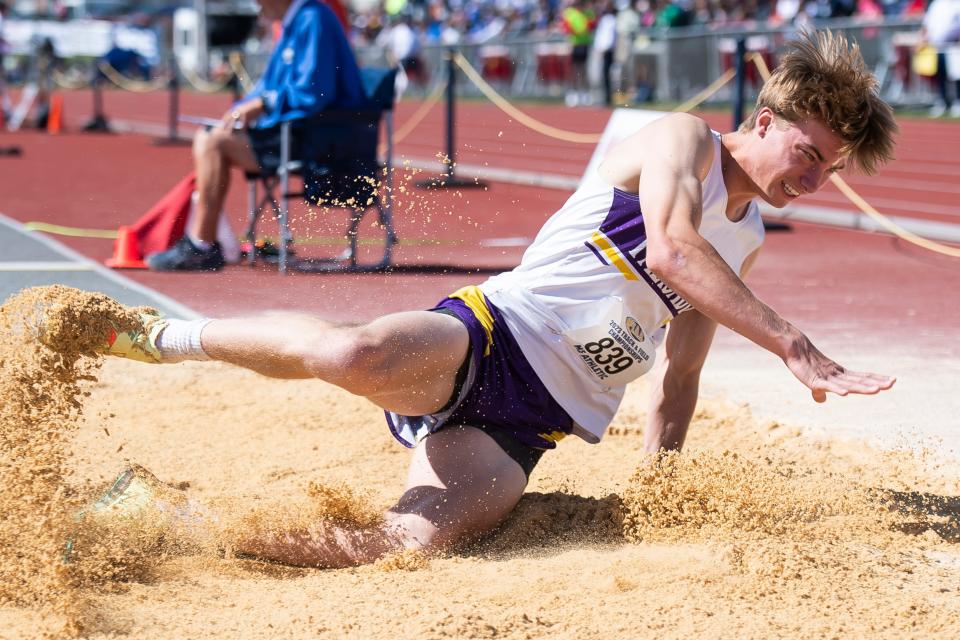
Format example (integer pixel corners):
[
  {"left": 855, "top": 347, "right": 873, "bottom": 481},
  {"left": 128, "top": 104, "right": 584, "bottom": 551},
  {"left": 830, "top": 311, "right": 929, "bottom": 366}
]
[{"left": 783, "top": 334, "right": 896, "bottom": 403}]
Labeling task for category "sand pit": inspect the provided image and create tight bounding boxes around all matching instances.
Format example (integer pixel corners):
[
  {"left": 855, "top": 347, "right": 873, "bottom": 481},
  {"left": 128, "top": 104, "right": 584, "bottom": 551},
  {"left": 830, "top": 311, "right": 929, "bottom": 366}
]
[{"left": 2, "top": 286, "right": 959, "bottom": 639}]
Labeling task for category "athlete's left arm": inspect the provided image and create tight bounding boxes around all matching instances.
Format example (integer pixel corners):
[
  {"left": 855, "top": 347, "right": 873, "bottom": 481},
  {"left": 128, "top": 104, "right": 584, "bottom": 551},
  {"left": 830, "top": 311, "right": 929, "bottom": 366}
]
[
  {"left": 643, "top": 309, "right": 717, "bottom": 453},
  {"left": 643, "top": 250, "right": 760, "bottom": 453}
]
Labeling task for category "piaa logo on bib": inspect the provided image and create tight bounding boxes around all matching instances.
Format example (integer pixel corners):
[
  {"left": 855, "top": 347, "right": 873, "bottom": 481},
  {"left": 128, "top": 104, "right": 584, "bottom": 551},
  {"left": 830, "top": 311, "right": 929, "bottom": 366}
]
[{"left": 625, "top": 316, "right": 645, "bottom": 342}]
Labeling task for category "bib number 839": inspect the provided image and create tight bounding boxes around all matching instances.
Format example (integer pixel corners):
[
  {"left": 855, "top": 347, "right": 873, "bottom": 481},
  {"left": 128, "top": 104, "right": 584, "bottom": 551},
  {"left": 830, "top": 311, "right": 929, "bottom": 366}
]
[{"left": 583, "top": 338, "right": 634, "bottom": 375}]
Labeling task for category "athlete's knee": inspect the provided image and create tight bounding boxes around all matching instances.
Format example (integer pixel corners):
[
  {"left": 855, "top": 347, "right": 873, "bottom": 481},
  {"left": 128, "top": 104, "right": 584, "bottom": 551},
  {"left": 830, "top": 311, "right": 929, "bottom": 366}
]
[
  {"left": 301, "top": 324, "right": 399, "bottom": 395},
  {"left": 382, "top": 512, "right": 455, "bottom": 555}
]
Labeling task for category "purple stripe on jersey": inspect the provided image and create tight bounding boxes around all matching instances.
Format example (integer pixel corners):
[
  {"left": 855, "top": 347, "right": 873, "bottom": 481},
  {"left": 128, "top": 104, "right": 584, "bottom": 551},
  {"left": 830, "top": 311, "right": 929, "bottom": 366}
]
[
  {"left": 632, "top": 243, "right": 691, "bottom": 316},
  {"left": 599, "top": 188, "right": 648, "bottom": 255},
  {"left": 589, "top": 188, "right": 691, "bottom": 317},
  {"left": 584, "top": 240, "right": 609, "bottom": 265}
]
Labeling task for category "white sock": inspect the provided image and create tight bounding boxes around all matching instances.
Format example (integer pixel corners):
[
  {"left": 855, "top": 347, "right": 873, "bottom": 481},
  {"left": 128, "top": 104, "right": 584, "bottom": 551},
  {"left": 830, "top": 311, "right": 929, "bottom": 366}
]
[{"left": 156, "top": 319, "right": 213, "bottom": 362}]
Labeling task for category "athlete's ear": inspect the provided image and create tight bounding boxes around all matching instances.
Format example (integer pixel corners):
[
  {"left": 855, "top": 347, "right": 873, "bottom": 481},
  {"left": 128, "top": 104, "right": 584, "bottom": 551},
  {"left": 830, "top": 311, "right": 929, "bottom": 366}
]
[{"left": 755, "top": 108, "right": 775, "bottom": 138}]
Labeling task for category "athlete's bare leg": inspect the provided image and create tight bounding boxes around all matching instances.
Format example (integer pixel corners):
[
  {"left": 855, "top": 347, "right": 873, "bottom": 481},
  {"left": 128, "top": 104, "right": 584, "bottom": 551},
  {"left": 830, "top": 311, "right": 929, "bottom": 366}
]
[
  {"left": 232, "top": 425, "right": 529, "bottom": 567},
  {"left": 199, "top": 310, "right": 470, "bottom": 416},
  {"left": 117, "top": 308, "right": 515, "bottom": 566}
]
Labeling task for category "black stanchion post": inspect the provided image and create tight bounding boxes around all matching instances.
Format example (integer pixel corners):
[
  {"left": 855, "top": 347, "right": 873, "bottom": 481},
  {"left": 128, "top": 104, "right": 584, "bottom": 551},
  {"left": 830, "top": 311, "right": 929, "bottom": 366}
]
[
  {"left": 82, "top": 65, "right": 111, "bottom": 132},
  {"left": 154, "top": 56, "right": 190, "bottom": 146},
  {"left": 167, "top": 61, "right": 179, "bottom": 139},
  {"left": 230, "top": 67, "right": 242, "bottom": 102},
  {"left": 444, "top": 50, "right": 455, "bottom": 180},
  {"left": 417, "top": 48, "right": 487, "bottom": 189},
  {"left": 732, "top": 36, "right": 747, "bottom": 131}
]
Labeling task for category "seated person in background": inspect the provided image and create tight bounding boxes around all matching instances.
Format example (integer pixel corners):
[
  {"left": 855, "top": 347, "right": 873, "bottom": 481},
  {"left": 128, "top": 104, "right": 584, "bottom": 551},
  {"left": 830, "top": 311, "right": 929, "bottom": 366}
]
[{"left": 147, "top": 0, "right": 366, "bottom": 271}]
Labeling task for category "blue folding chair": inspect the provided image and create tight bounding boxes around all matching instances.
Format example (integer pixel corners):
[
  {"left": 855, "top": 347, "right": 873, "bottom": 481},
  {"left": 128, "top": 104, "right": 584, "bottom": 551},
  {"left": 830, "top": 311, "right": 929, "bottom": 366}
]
[{"left": 243, "top": 67, "right": 398, "bottom": 273}]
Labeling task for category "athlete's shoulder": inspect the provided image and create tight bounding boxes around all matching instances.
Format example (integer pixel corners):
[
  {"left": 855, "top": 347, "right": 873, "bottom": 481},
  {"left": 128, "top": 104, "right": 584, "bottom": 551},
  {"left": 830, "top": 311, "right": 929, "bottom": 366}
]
[
  {"left": 643, "top": 114, "right": 715, "bottom": 179},
  {"left": 653, "top": 111, "right": 711, "bottom": 134}
]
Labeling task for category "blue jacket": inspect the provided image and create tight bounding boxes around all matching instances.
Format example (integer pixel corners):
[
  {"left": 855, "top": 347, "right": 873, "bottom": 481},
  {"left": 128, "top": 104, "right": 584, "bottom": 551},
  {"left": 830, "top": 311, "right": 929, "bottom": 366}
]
[{"left": 246, "top": 0, "right": 366, "bottom": 129}]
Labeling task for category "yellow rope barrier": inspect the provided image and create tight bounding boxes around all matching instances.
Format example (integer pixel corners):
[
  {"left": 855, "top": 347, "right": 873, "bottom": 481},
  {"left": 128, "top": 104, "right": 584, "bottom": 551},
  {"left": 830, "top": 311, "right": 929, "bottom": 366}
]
[
  {"left": 394, "top": 80, "right": 446, "bottom": 144},
  {"left": 52, "top": 68, "right": 90, "bottom": 90},
  {"left": 177, "top": 57, "right": 235, "bottom": 93},
  {"left": 828, "top": 176, "right": 960, "bottom": 257},
  {"left": 23, "top": 222, "right": 117, "bottom": 239},
  {"left": 96, "top": 60, "right": 169, "bottom": 93},
  {"left": 228, "top": 52, "right": 255, "bottom": 95},
  {"left": 748, "top": 51, "right": 960, "bottom": 257},
  {"left": 453, "top": 52, "right": 603, "bottom": 144},
  {"left": 253, "top": 234, "right": 459, "bottom": 247},
  {"left": 745, "top": 51, "right": 772, "bottom": 81},
  {"left": 20, "top": 223, "right": 465, "bottom": 247},
  {"left": 673, "top": 68, "right": 736, "bottom": 113},
  {"left": 454, "top": 52, "right": 735, "bottom": 143}
]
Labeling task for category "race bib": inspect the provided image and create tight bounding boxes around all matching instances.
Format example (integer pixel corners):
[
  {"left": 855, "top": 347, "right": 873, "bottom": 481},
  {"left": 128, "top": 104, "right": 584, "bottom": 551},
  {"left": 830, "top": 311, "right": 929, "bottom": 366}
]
[{"left": 562, "top": 297, "right": 656, "bottom": 388}]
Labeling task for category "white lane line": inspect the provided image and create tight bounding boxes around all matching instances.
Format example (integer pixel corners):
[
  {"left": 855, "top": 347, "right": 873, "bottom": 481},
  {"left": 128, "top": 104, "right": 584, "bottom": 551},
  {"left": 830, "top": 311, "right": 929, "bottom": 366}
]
[
  {"left": 0, "top": 213, "right": 201, "bottom": 319},
  {"left": 761, "top": 204, "right": 960, "bottom": 243},
  {"left": 481, "top": 237, "right": 532, "bottom": 247},
  {"left": 0, "top": 261, "right": 95, "bottom": 271}
]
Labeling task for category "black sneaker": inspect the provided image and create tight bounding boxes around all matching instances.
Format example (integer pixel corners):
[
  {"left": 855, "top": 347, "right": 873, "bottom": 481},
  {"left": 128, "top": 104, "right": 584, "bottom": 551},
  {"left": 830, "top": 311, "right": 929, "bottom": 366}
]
[{"left": 146, "top": 237, "right": 225, "bottom": 272}]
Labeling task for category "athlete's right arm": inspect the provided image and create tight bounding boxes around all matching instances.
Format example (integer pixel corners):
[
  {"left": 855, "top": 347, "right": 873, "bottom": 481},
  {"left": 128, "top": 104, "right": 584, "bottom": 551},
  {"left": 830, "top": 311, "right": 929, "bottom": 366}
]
[{"left": 637, "top": 114, "right": 895, "bottom": 402}]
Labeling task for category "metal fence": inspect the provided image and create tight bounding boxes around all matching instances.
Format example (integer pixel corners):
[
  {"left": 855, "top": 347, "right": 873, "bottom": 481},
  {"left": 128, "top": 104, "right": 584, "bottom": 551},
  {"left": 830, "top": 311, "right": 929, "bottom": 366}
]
[{"left": 355, "top": 16, "right": 931, "bottom": 108}]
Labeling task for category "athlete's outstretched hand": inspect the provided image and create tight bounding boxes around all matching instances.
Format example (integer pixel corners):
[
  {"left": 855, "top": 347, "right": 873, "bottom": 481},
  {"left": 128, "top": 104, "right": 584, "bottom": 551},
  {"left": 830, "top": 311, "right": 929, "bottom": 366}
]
[{"left": 783, "top": 335, "right": 896, "bottom": 403}]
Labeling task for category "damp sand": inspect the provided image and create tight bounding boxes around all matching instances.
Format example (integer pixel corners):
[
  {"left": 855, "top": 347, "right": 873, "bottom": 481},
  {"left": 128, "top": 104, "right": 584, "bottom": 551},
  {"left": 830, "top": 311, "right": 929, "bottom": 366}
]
[{"left": 2, "top": 285, "right": 959, "bottom": 638}]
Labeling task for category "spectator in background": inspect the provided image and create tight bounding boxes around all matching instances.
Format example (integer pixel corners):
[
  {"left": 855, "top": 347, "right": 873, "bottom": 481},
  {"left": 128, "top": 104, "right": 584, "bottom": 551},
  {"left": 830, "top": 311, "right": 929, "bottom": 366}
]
[
  {"left": 0, "top": 0, "right": 21, "bottom": 157},
  {"left": 773, "top": 0, "right": 802, "bottom": 23},
  {"left": 560, "top": 0, "right": 596, "bottom": 106},
  {"left": 613, "top": 0, "right": 640, "bottom": 101},
  {"left": 442, "top": 10, "right": 466, "bottom": 45},
  {"left": 469, "top": 6, "right": 507, "bottom": 42},
  {"left": 423, "top": 0, "right": 448, "bottom": 42},
  {"left": 636, "top": 0, "right": 659, "bottom": 26},
  {"left": 690, "top": 0, "right": 716, "bottom": 24},
  {"left": 378, "top": 13, "right": 427, "bottom": 88},
  {"left": 530, "top": 0, "right": 555, "bottom": 31},
  {"left": 655, "top": 0, "right": 692, "bottom": 27},
  {"left": 31, "top": 38, "right": 58, "bottom": 130},
  {"left": 593, "top": 0, "right": 617, "bottom": 106},
  {"left": 921, "top": 0, "right": 960, "bottom": 117},
  {"left": 145, "top": 0, "right": 367, "bottom": 271},
  {"left": 901, "top": 0, "right": 927, "bottom": 15},
  {"left": 342, "top": 0, "right": 897, "bottom": 47}
]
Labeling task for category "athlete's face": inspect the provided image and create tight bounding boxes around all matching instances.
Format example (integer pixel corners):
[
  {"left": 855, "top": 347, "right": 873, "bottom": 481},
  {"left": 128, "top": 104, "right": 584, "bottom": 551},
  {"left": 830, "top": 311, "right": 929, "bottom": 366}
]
[{"left": 751, "top": 109, "right": 847, "bottom": 208}]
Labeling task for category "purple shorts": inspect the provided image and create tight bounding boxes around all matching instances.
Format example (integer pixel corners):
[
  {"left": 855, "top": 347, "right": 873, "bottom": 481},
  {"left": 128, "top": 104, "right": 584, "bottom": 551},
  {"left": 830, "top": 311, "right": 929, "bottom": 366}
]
[{"left": 385, "top": 289, "right": 574, "bottom": 454}]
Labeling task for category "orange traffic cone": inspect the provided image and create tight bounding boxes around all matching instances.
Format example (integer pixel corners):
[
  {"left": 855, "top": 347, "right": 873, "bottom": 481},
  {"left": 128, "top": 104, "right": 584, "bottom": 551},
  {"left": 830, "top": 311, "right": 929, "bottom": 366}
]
[
  {"left": 105, "top": 225, "right": 147, "bottom": 269},
  {"left": 46, "top": 93, "right": 63, "bottom": 134}
]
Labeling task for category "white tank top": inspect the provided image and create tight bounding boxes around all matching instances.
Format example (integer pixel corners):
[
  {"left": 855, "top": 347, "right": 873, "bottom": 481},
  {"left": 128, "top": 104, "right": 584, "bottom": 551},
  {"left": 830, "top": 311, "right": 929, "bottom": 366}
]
[{"left": 479, "top": 131, "right": 765, "bottom": 443}]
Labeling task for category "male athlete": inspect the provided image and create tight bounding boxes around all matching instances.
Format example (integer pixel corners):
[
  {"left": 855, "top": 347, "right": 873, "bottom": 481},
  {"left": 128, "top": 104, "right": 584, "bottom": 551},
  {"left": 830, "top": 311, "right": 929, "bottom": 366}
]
[{"left": 74, "top": 30, "right": 897, "bottom": 567}]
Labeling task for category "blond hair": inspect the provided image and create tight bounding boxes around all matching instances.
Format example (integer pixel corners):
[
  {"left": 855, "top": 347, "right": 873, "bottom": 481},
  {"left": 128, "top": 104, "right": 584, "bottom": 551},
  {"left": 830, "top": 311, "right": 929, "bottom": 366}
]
[{"left": 740, "top": 29, "right": 896, "bottom": 175}]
